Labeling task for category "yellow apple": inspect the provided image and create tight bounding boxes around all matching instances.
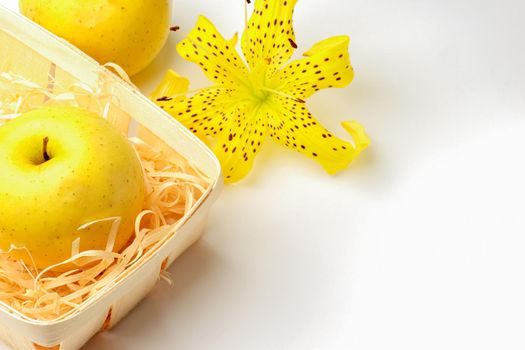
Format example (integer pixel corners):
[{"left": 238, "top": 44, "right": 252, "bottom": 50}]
[
  {"left": 19, "top": 0, "right": 171, "bottom": 76},
  {"left": 0, "top": 106, "right": 145, "bottom": 269}
]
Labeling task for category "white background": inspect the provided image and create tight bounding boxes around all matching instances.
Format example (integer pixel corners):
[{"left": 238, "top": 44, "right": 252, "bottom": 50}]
[{"left": 2, "top": 0, "right": 525, "bottom": 349}]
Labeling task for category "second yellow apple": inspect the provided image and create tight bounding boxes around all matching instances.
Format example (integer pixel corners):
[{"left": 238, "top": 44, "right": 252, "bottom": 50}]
[{"left": 19, "top": 0, "right": 171, "bottom": 76}]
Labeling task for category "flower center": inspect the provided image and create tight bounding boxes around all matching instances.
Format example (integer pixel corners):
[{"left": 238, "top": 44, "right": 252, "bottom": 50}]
[
  {"left": 251, "top": 86, "right": 272, "bottom": 104},
  {"left": 241, "top": 69, "right": 274, "bottom": 106},
  {"left": 237, "top": 68, "right": 303, "bottom": 109}
]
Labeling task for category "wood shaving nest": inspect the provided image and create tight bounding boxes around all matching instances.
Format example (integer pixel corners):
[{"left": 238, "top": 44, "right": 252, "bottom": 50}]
[{"left": 0, "top": 70, "right": 210, "bottom": 321}]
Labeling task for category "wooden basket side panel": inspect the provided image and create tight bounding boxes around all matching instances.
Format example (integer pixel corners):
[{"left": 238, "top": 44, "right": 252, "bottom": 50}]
[
  {"left": 57, "top": 311, "right": 107, "bottom": 350},
  {"left": 105, "top": 268, "right": 159, "bottom": 330},
  {"left": 0, "top": 320, "right": 34, "bottom": 350},
  {"left": 165, "top": 217, "right": 207, "bottom": 269},
  {"left": 0, "top": 30, "right": 54, "bottom": 87}
]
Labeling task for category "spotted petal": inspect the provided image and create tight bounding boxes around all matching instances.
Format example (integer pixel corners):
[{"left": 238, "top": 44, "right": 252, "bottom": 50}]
[
  {"left": 177, "top": 16, "right": 248, "bottom": 87},
  {"left": 153, "top": 76, "right": 238, "bottom": 140},
  {"left": 267, "top": 95, "right": 369, "bottom": 174},
  {"left": 212, "top": 102, "right": 268, "bottom": 182},
  {"left": 272, "top": 36, "right": 354, "bottom": 99},
  {"left": 242, "top": 0, "right": 298, "bottom": 75}
]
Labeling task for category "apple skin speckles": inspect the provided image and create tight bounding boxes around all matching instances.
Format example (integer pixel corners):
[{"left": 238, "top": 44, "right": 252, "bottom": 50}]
[
  {"left": 0, "top": 106, "right": 145, "bottom": 270},
  {"left": 19, "top": 0, "right": 170, "bottom": 76}
]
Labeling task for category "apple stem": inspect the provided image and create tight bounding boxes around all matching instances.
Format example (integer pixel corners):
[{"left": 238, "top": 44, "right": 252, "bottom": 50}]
[{"left": 43, "top": 137, "right": 50, "bottom": 161}]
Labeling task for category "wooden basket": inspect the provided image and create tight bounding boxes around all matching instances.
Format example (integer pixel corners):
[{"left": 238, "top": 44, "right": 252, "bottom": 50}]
[{"left": 0, "top": 5, "right": 222, "bottom": 350}]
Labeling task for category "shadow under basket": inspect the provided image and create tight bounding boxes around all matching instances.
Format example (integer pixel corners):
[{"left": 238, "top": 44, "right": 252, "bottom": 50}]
[{"left": 0, "top": 5, "right": 222, "bottom": 350}]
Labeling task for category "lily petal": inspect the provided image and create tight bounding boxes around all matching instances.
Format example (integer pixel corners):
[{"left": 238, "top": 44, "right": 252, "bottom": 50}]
[
  {"left": 267, "top": 95, "right": 369, "bottom": 174},
  {"left": 213, "top": 102, "right": 268, "bottom": 182},
  {"left": 273, "top": 35, "right": 354, "bottom": 99},
  {"left": 155, "top": 86, "right": 237, "bottom": 140},
  {"left": 241, "top": 0, "right": 298, "bottom": 75},
  {"left": 150, "top": 69, "right": 189, "bottom": 102},
  {"left": 177, "top": 16, "right": 248, "bottom": 87}
]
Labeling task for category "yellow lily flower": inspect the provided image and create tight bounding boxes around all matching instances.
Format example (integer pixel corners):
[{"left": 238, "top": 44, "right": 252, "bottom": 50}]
[{"left": 153, "top": 0, "right": 370, "bottom": 183}]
